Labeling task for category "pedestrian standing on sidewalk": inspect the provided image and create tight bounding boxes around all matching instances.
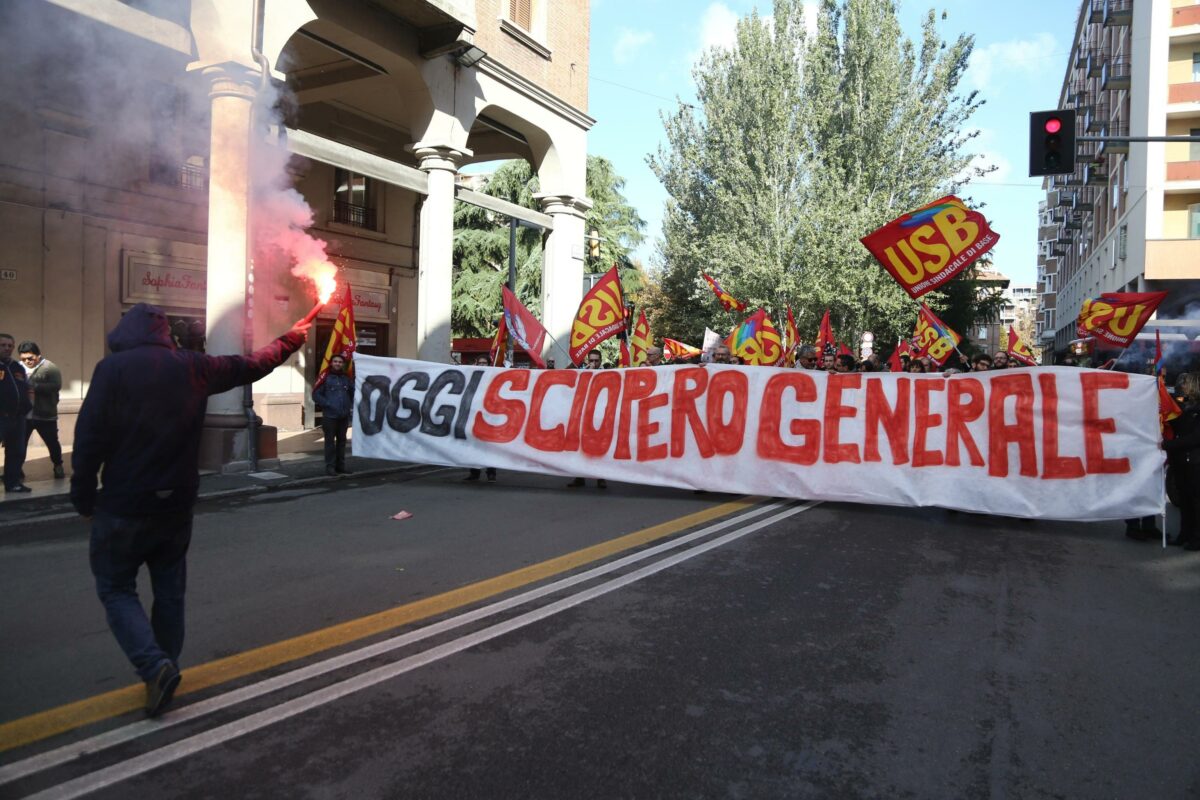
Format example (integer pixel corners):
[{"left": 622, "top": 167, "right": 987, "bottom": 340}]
[
  {"left": 18, "top": 341, "right": 65, "bottom": 479},
  {"left": 313, "top": 353, "right": 354, "bottom": 476},
  {"left": 1, "top": 333, "right": 33, "bottom": 493},
  {"left": 70, "top": 303, "right": 311, "bottom": 717}
]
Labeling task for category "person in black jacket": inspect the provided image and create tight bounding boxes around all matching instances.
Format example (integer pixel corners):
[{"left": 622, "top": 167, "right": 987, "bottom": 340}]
[
  {"left": 0, "top": 333, "right": 34, "bottom": 492},
  {"left": 1164, "top": 372, "right": 1200, "bottom": 551},
  {"left": 71, "top": 303, "right": 311, "bottom": 716},
  {"left": 312, "top": 353, "right": 354, "bottom": 476}
]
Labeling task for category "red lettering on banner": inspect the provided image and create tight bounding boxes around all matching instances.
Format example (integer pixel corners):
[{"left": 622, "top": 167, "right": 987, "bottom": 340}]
[
  {"left": 637, "top": 392, "right": 670, "bottom": 462},
  {"left": 707, "top": 371, "right": 749, "bottom": 455},
  {"left": 864, "top": 377, "right": 910, "bottom": 465},
  {"left": 913, "top": 379, "right": 945, "bottom": 467},
  {"left": 615, "top": 369, "right": 657, "bottom": 460},
  {"left": 757, "top": 372, "right": 819, "bottom": 465},
  {"left": 823, "top": 374, "right": 861, "bottom": 464},
  {"left": 1038, "top": 374, "right": 1085, "bottom": 479},
  {"left": 671, "top": 368, "right": 713, "bottom": 458},
  {"left": 564, "top": 372, "right": 593, "bottom": 452},
  {"left": 946, "top": 379, "right": 985, "bottom": 467},
  {"left": 581, "top": 372, "right": 621, "bottom": 456},
  {"left": 472, "top": 370, "right": 530, "bottom": 443},
  {"left": 988, "top": 374, "right": 1038, "bottom": 478},
  {"left": 1081, "top": 372, "right": 1131, "bottom": 474},
  {"left": 524, "top": 371, "right": 575, "bottom": 452}
]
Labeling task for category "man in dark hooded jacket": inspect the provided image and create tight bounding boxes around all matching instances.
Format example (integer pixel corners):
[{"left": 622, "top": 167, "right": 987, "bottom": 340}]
[{"left": 71, "top": 303, "right": 311, "bottom": 716}]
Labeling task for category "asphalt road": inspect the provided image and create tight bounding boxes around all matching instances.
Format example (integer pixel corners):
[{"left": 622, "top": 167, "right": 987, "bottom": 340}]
[{"left": 1, "top": 469, "right": 1197, "bottom": 799}]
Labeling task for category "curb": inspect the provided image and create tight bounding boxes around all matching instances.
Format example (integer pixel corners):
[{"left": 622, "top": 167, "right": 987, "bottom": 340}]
[{"left": 0, "top": 463, "right": 432, "bottom": 530}]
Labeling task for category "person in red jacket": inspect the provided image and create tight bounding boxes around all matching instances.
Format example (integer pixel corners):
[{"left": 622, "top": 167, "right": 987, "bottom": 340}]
[{"left": 71, "top": 303, "right": 312, "bottom": 717}]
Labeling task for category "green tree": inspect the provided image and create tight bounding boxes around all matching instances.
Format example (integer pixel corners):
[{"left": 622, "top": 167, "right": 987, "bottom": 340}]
[
  {"left": 649, "top": 0, "right": 996, "bottom": 352},
  {"left": 452, "top": 156, "right": 646, "bottom": 339}
]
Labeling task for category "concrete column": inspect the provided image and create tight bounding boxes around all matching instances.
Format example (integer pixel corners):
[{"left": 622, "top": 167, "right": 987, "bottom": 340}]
[
  {"left": 535, "top": 193, "right": 592, "bottom": 366},
  {"left": 200, "top": 64, "right": 258, "bottom": 467},
  {"left": 413, "top": 142, "right": 470, "bottom": 363}
]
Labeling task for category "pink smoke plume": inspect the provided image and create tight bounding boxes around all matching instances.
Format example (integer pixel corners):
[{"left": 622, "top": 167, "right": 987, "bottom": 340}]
[{"left": 255, "top": 185, "right": 337, "bottom": 303}]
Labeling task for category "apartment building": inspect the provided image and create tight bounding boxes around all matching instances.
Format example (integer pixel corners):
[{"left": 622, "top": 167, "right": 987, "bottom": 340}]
[
  {"left": 0, "top": 0, "right": 592, "bottom": 468},
  {"left": 1037, "top": 0, "right": 1200, "bottom": 360}
]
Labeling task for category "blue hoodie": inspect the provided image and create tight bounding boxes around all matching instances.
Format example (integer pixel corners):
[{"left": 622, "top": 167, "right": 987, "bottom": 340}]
[{"left": 71, "top": 303, "right": 305, "bottom": 516}]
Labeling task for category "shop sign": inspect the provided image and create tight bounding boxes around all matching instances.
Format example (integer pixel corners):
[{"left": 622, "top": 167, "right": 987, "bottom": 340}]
[
  {"left": 319, "top": 285, "right": 390, "bottom": 322},
  {"left": 123, "top": 251, "right": 207, "bottom": 309}
]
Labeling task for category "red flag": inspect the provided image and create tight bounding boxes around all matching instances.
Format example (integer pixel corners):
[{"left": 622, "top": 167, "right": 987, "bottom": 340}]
[
  {"left": 837, "top": 342, "right": 852, "bottom": 357},
  {"left": 702, "top": 273, "right": 747, "bottom": 312},
  {"left": 911, "top": 303, "right": 962, "bottom": 366},
  {"left": 501, "top": 286, "right": 547, "bottom": 368},
  {"left": 314, "top": 283, "right": 357, "bottom": 389},
  {"left": 618, "top": 337, "right": 632, "bottom": 368},
  {"left": 814, "top": 310, "right": 835, "bottom": 357},
  {"left": 488, "top": 313, "right": 508, "bottom": 367},
  {"left": 569, "top": 265, "right": 625, "bottom": 364},
  {"left": 860, "top": 195, "right": 1000, "bottom": 299},
  {"left": 887, "top": 339, "right": 912, "bottom": 372},
  {"left": 1156, "top": 330, "right": 1182, "bottom": 438},
  {"left": 662, "top": 338, "right": 702, "bottom": 361},
  {"left": 1006, "top": 326, "right": 1037, "bottom": 366},
  {"left": 783, "top": 306, "right": 801, "bottom": 367},
  {"left": 1076, "top": 291, "right": 1168, "bottom": 348}
]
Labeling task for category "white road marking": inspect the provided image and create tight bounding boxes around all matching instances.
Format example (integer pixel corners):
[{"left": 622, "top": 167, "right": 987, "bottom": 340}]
[
  {"left": 22, "top": 501, "right": 816, "bottom": 800},
  {"left": 1, "top": 499, "right": 809, "bottom": 787}
]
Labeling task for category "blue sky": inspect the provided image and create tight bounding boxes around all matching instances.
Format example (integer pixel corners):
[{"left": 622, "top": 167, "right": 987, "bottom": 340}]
[{"left": 586, "top": 0, "right": 1081, "bottom": 286}]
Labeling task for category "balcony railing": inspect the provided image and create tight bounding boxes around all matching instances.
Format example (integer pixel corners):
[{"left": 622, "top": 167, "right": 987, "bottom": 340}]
[
  {"left": 148, "top": 161, "right": 208, "bottom": 191},
  {"left": 1165, "top": 161, "right": 1200, "bottom": 181},
  {"left": 1104, "top": 0, "right": 1131, "bottom": 27},
  {"left": 333, "top": 200, "right": 377, "bottom": 230},
  {"left": 1145, "top": 239, "right": 1200, "bottom": 279},
  {"left": 1168, "top": 82, "right": 1200, "bottom": 104},
  {"left": 1173, "top": 4, "right": 1200, "bottom": 28},
  {"left": 1102, "top": 57, "right": 1130, "bottom": 91}
]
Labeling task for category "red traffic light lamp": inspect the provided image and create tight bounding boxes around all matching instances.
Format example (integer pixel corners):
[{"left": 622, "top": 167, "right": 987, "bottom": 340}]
[{"left": 1030, "top": 110, "right": 1076, "bottom": 177}]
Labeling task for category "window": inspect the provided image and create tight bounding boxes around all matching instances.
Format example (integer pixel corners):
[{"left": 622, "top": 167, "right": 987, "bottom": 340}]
[
  {"left": 1193, "top": 53, "right": 1200, "bottom": 82},
  {"left": 508, "top": 0, "right": 532, "bottom": 30},
  {"left": 333, "top": 168, "right": 377, "bottom": 230},
  {"left": 1188, "top": 204, "right": 1200, "bottom": 239}
]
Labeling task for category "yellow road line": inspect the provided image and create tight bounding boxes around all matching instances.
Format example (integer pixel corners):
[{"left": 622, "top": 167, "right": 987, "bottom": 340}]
[{"left": 0, "top": 497, "right": 755, "bottom": 753}]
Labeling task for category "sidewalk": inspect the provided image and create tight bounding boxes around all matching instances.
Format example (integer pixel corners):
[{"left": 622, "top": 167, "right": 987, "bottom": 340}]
[{"left": 0, "top": 429, "right": 421, "bottom": 524}]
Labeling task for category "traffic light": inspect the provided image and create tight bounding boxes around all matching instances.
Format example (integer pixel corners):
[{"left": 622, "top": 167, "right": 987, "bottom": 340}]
[
  {"left": 1029, "top": 110, "right": 1076, "bottom": 177},
  {"left": 588, "top": 229, "right": 601, "bottom": 259}
]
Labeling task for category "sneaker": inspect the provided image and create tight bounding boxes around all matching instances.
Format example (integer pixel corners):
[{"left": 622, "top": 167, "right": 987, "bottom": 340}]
[
  {"left": 464, "top": 471, "right": 480, "bottom": 482},
  {"left": 566, "top": 478, "right": 585, "bottom": 488},
  {"left": 145, "top": 661, "right": 181, "bottom": 718},
  {"left": 5, "top": 484, "right": 31, "bottom": 493},
  {"left": 486, "top": 470, "right": 496, "bottom": 482},
  {"left": 53, "top": 464, "right": 65, "bottom": 479},
  {"left": 597, "top": 479, "right": 608, "bottom": 489}
]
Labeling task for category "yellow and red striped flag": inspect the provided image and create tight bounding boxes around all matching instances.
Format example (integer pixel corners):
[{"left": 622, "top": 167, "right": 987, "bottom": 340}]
[{"left": 314, "top": 283, "right": 356, "bottom": 389}]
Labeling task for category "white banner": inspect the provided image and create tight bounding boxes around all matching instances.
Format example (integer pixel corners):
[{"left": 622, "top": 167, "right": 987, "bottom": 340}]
[{"left": 353, "top": 356, "right": 1165, "bottom": 521}]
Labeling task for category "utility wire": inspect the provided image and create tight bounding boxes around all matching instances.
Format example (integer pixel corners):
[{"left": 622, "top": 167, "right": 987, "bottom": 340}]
[{"left": 590, "top": 75, "right": 695, "bottom": 108}]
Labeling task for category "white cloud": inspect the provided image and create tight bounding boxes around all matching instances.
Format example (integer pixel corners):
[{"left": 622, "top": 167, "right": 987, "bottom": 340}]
[
  {"left": 959, "top": 128, "right": 1013, "bottom": 186},
  {"left": 699, "top": 3, "right": 740, "bottom": 54},
  {"left": 968, "top": 33, "right": 1057, "bottom": 91},
  {"left": 613, "top": 28, "right": 654, "bottom": 65}
]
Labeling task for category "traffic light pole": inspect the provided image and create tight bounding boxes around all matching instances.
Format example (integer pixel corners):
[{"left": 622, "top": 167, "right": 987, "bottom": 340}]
[{"left": 1076, "top": 135, "right": 1200, "bottom": 142}]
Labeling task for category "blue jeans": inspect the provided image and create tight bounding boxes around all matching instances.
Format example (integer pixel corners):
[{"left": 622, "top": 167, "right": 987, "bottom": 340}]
[{"left": 89, "top": 509, "right": 193, "bottom": 681}]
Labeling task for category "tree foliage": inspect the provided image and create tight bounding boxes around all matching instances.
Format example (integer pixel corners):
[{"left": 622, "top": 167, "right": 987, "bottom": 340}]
[
  {"left": 647, "top": 0, "right": 996, "bottom": 352},
  {"left": 452, "top": 156, "right": 646, "bottom": 339}
]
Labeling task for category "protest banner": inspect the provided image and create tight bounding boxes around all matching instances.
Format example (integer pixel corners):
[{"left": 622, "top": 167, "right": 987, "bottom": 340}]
[
  {"left": 861, "top": 195, "right": 999, "bottom": 299},
  {"left": 1075, "top": 291, "right": 1168, "bottom": 348},
  {"left": 354, "top": 356, "right": 1163, "bottom": 521}
]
